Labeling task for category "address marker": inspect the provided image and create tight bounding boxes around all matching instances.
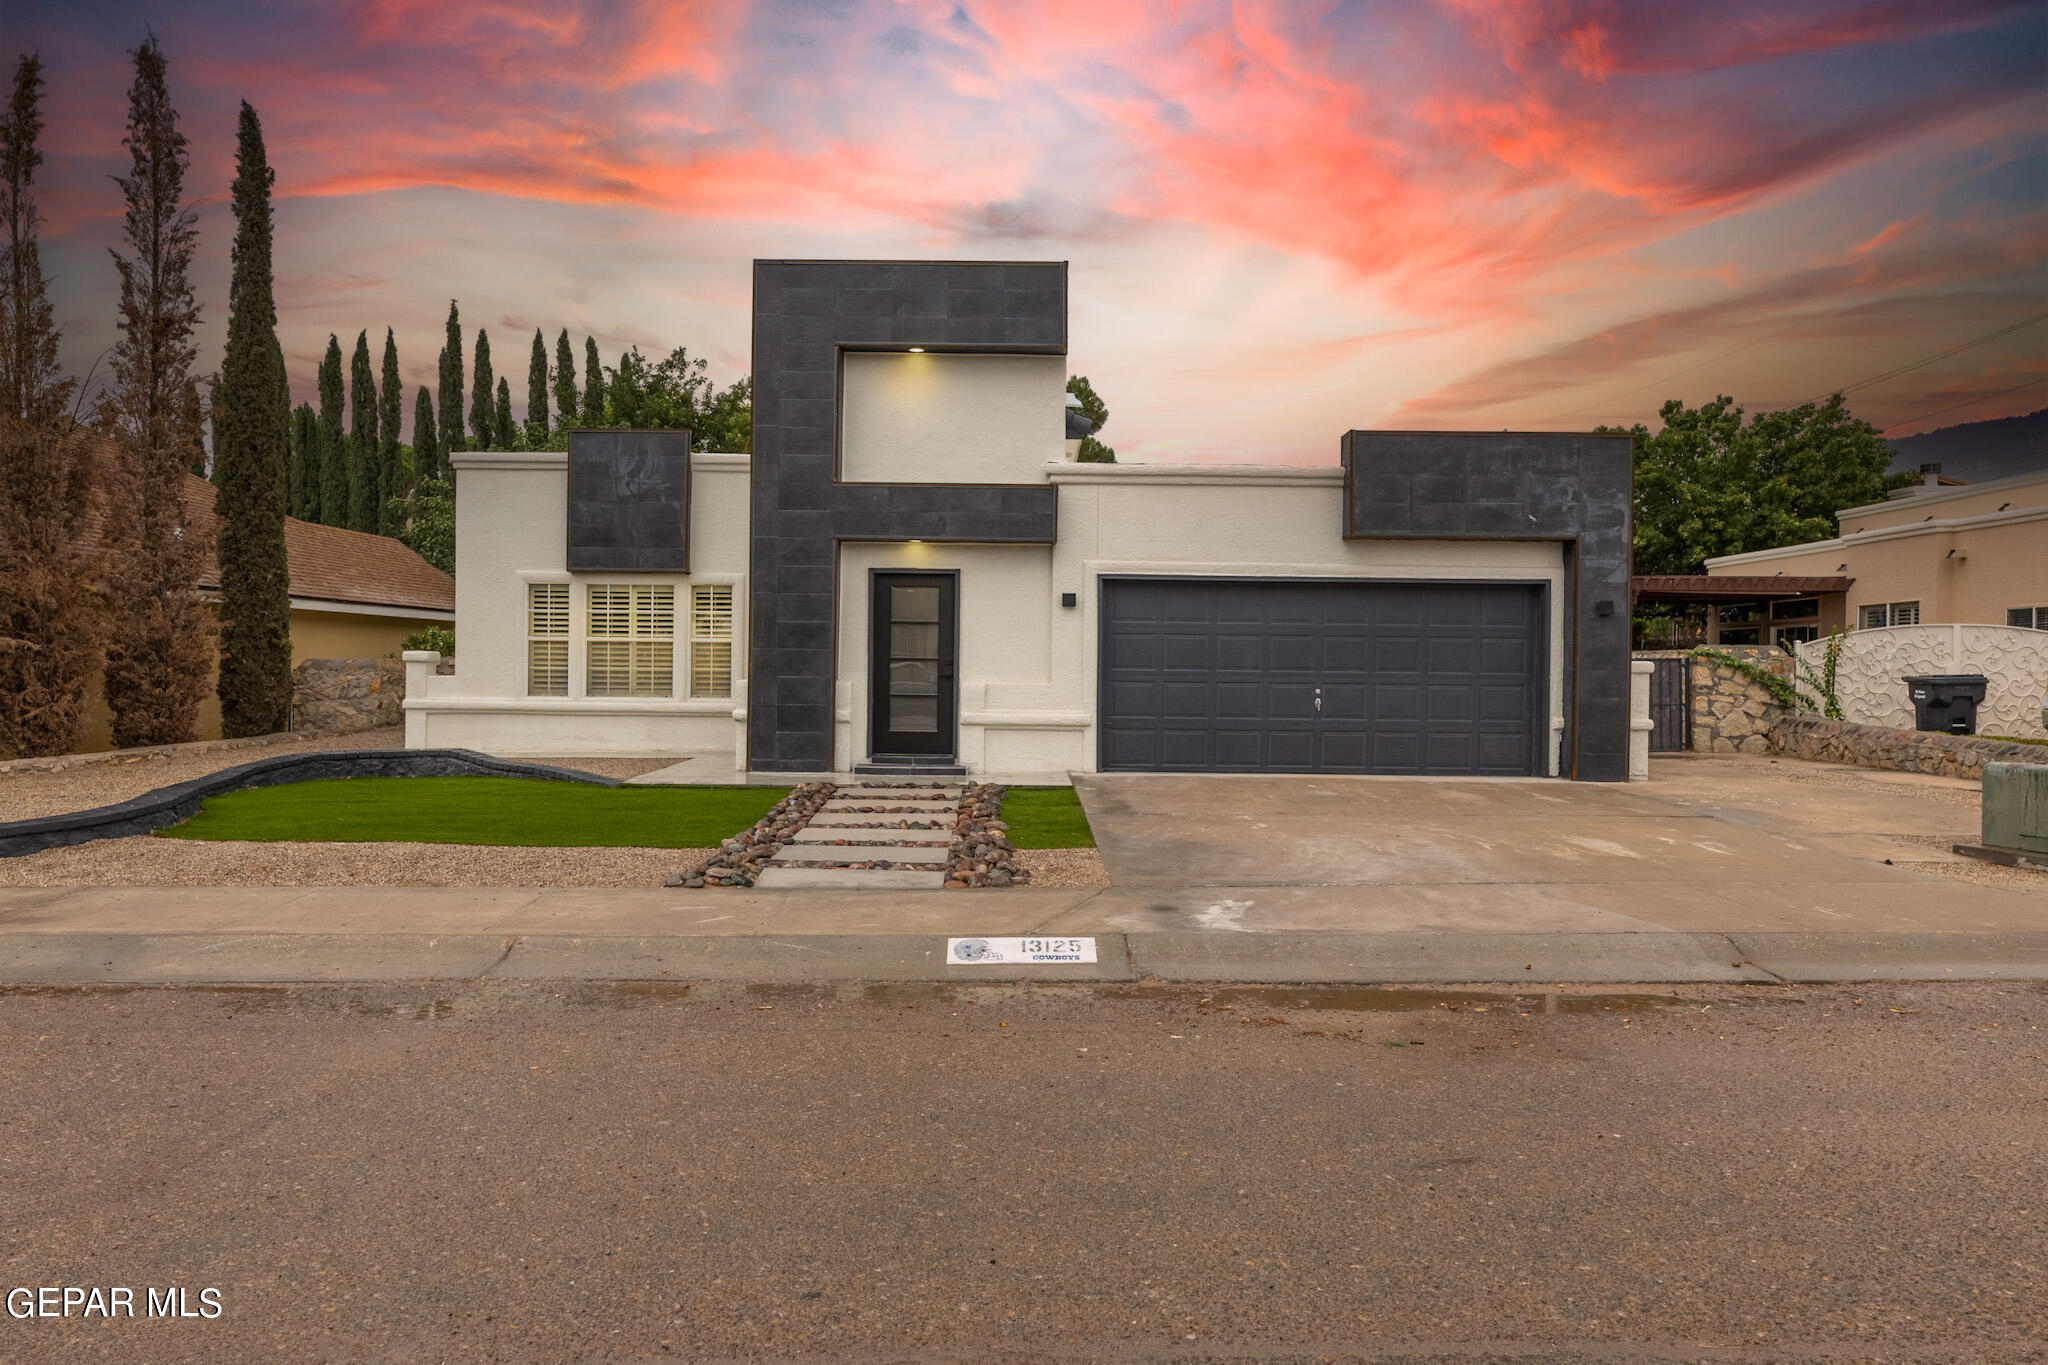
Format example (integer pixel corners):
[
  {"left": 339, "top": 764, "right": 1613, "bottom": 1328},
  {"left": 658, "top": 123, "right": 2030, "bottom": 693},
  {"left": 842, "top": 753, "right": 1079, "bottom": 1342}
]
[{"left": 946, "top": 936, "right": 1097, "bottom": 965}]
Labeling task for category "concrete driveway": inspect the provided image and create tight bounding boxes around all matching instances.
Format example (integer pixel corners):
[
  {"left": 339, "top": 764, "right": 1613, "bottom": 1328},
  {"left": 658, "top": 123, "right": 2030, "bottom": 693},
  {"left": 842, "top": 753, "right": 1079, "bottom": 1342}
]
[{"left": 1066, "top": 758, "right": 2047, "bottom": 936}]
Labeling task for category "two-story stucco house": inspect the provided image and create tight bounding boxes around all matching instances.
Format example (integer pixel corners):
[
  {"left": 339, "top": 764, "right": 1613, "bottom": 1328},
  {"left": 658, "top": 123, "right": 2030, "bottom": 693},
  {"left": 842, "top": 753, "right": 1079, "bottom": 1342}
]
[{"left": 404, "top": 260, "right": 1634, "bottom": 780}]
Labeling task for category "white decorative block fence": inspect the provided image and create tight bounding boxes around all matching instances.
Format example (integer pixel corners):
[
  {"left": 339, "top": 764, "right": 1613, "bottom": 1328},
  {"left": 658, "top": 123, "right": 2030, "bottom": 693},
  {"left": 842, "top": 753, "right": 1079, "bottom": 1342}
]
[{"left": 1795, "top": 625, "right": 2048, "bottom": 739}]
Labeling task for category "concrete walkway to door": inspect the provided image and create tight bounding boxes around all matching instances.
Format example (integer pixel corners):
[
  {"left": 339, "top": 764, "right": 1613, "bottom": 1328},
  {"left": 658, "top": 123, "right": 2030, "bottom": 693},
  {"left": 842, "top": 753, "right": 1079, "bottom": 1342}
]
[{"left": 1063, "top": 757, "right": 2046, "bottom": 937}]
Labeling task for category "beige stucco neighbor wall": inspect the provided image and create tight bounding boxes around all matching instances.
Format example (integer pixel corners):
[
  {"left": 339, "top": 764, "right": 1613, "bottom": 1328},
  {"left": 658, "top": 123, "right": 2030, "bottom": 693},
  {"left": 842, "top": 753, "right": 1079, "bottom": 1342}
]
[
  {"left": 1795, "top": 625, "right": 2048, "bottom": 739},
  {"left": 408, "top": 450, "right": 751, "bottom": 759},
  {"left": 840, "top": 352, "right": 1066, "bottom": 485}
]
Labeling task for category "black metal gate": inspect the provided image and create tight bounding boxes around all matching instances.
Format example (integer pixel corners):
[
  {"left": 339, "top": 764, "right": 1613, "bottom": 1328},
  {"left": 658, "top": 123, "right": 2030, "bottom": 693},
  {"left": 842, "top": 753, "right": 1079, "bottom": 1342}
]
[{"left": 1647, "top": 656, "right": 1689, "bottom": 752}]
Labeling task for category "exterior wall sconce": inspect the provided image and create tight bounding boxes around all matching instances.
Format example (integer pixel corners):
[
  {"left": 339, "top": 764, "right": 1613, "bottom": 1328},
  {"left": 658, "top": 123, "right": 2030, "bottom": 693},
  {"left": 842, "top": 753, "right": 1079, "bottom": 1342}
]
[{"left": 1061, "top": 592, "right": 1077, "bottom": 608}]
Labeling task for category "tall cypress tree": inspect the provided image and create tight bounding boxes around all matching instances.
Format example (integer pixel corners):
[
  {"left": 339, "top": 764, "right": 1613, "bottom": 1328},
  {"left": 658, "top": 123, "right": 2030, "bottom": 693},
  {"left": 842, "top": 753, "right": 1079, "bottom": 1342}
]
[
  {"left": 101, "top": 32, "right": 213, "bottom": 748},
  {"left": 0, "top": 53, "right": 96, "bottom": 756},
  {"left": 553, "top": 328, "right": 575, "bottom": 431},
  {"left": 213, "top": 100, "right": 291, "bottom": 737},
  {"left": 378, "top": 326, "right": 401, "bottom": 534},
  {"left": 469, "top": 327, "right": 493, "bottom": 448},
  {"left": 526, "top": 326, "right": 547, "bottom": 444},
  {"left": 270, "top": 330, "right": 289, "bottom": 482},
  {"left": 346, "top": 328, "right": 375, "bottom": 530},
  {"left": 289, "top": 400, "right": 316, "bottom": 516},
  {"left": 436, "top": 301, "right": 462, "bottom": 465},
  {"left": 581, "top": 335, "right": 602, "bottom": 422},
  {"left": 494, "top": 374, "right": 515, "bottom": 448},
  {"left": 0, "top": 52, "right": 65, "bottom": 425},
  {"left": 411, "top": 384, "right": 435, "bottom": 487},
  {"left": 316, "top": 332, "right": 344, "bottom": 523}
]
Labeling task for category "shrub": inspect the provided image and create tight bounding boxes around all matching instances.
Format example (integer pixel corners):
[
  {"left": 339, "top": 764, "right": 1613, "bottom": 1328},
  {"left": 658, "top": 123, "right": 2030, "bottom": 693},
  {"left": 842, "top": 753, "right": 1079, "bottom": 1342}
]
[{"left": 401, "top": 625, "right": 454, "bottom": 656}]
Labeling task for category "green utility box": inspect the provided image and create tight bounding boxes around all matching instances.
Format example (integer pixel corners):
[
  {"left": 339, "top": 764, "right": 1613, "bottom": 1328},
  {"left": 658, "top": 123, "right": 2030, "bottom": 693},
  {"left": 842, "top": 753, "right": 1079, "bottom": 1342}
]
[{"left": 1956, "top": 762, "right": 2048, "bottom": 869}]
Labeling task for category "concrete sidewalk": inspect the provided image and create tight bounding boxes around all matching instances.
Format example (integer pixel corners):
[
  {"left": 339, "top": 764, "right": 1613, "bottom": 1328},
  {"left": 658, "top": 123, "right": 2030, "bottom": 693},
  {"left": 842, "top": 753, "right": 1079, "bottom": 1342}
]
[{"left": 2, "top": 885, "right": 2043, "bottom": 984}]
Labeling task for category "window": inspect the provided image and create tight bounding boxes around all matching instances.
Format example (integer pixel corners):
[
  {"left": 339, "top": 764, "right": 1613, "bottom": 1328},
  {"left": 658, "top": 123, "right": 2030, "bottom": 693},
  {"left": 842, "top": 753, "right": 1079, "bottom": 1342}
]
[
  {"left": 689, "top": 584, "right": 734, "bottom": 698},
  {"left": 527, "top": 583, "right": 568, "bottom": 696},
  {"left": 2009, "top": 607, "right": 2048, "bottom": 630},
  {"left": 1770, "top": 597, "right": 1819, "bottom": 620},
  {"left": 1859, "top": 601, "right": 1920, "bottom": 629},
  {"left": 587, "top": 585, "right": 674, "bottom": 697},
  {"left": 1773, "top": 624, "right": 1820, "bottom": 646}
]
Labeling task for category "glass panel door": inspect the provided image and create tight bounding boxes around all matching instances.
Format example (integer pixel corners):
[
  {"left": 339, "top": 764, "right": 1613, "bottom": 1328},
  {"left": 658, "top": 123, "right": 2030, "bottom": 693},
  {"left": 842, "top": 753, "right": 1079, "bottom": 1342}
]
[{"left": 870, "top": 573, "right": 956, "bottom": 758}]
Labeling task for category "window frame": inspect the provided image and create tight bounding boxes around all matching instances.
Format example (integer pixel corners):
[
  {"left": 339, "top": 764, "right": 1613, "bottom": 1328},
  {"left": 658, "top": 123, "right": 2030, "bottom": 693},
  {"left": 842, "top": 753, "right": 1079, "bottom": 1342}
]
[
  {"left": 688, "top": 583, "right": 735, "bottom": 699},
  {"left": 526, "top": 581, "right": 570, "bottom": 697},
  {"left": 1859, "top": 601, "right": 1921, "bottom": 629},
  {"left": 2009, "top": 606, "right": 2048, "bottom": 630},
  {"left": 585, "top": 583, "right": 677, "bottom": 699}
]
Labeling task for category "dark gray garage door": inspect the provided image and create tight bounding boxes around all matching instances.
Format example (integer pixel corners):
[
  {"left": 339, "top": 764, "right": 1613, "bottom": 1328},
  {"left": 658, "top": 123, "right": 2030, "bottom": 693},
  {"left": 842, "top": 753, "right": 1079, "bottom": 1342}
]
[{"left": 1099, "top": 578, "right": 1542, "bottom": 775}]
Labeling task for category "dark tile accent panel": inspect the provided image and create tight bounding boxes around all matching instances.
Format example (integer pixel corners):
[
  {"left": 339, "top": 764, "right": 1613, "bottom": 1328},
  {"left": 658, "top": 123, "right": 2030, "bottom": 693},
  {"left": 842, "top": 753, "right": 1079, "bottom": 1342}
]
[
  {"left": 0, "top": 751, "right": 620, "bottom": 859},
  {"left": 749, "top": 260, "right": 1067, "bottom": 771},
  {"left": 1341, "top": 431, "right": 1635, "bottom": 782},
  {"left": 566, "top": 429, "right": 693, "bottom": 572}
]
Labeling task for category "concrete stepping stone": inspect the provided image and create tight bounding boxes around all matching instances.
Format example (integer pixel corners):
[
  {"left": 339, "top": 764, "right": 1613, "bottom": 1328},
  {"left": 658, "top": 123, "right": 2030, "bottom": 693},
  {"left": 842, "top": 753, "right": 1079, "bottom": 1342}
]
[
  {"left": 754, "top": 867, "right": 946, "bottom": 889},
  {"left": 788, "top": 827, "right": 950, "bottom": 844},
  {"left": 833, "top": 787, "right": 960, "bottom": 800},
  {"left": 769, "top": 844, "right": 950, "bottom": 866},
  {"left": 820, "top": 797, "right": 955, "bottom": 809}
]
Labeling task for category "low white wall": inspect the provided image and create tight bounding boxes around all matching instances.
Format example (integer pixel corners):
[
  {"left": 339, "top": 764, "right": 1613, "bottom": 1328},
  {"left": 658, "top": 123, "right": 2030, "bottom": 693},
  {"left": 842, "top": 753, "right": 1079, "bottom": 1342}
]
[
  {"left": 407, "top": 450, "right": 750, "bottom": 761},
  {"left": 1796, "top": 624, "right": 2048, "bottom": 738},
  {"left": 841, "top": 353, "right": 1065, "bottom": 485}
]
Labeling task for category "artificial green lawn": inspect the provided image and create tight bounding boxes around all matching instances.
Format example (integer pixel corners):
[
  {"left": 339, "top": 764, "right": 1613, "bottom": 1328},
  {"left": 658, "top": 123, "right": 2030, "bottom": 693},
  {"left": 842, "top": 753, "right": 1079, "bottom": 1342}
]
[
  {"left": 159, "top": 777, "right": 789, "bottom": 848},
  {"left": 999, "top": 786, "right": 1096, "bottom": 849}
]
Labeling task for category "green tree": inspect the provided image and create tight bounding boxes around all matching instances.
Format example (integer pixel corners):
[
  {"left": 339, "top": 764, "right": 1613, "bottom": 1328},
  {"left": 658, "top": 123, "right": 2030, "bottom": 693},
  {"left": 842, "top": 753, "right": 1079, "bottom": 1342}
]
[
  {"left": 526, "top": 326, "right": 548, "bottom": 445},
  {"left": 553, "top": 328, "right": 575, "bottom": 431},
  {"left": 494, "top": 373, "right": 515, "bottom": 448},
  {"left": 696, "top": 375, "right": 751, "bottom": 452},
  {"left": 436, "top": 300, "right": 462, "bottom": 468},
  {"left": 470, "top": 327, "right": 493, "bottom": 448},
  {"left": 378, "top": 326, "right": 401, "bottom": 533},
  {"left": 401, "top": 474, "right": 454, "bottom": 574},
  {"left": 288, "top": 400, "right": 316, "bottom": 516},
  {"left": 315, "top": 332, "right": 344, "bottom": 523},
  {"left": 0, "top": 52, "right": 65, "bottom": 425},
  {"left": 581, "top": 335, "right": 602, "bottom": 421},
  {"left": 410, "top": 383, "right": 435, "bottom": 496},
  {"left": 346, "top": 328, "right": 376, "bottom": 530},
  {"left": 101, "top": 32, "right": 214, "bottom": 747},
  {"left": 212, "top": 100, "right": 291, "bottom": 737},
  {"left": 1066, "top": 375, "right": 1115, "bottom": 463},
  {"left": 1612, "top": 395, "right": 1911, "bottom": 576}
]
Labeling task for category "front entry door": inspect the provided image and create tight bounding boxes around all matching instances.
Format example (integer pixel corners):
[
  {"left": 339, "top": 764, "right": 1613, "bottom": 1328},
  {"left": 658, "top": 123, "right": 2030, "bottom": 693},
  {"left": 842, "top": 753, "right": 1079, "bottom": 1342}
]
[{"left": 869, "top": 572, "right": 957, "bottom": 760}]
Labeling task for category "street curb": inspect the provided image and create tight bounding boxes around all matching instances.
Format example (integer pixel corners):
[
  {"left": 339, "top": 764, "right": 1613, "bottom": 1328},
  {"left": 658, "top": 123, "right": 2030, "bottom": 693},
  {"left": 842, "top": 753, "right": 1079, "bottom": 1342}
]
[{"left": 2, "top": 930, "right": 2043, "bottom": 986}]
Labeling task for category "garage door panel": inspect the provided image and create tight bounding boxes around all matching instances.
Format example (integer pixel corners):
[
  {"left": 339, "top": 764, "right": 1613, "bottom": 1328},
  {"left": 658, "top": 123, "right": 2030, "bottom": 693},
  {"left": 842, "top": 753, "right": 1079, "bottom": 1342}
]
[{"left": 1100, "top": 579, "right": 1539, "bottom": 775}]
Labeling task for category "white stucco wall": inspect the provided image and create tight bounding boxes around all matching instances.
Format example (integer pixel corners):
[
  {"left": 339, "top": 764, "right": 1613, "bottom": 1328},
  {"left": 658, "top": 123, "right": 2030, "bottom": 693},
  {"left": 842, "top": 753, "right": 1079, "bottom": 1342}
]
[
  {"left": 832, "top": 463, "right": 1569, "bottom": 776},
  {"left": 840, "top": 352, "right": 1065, "bottom": 484},
  {"left": 1794, "top": 624, "right": 2048, "bottom": 739},
  {"left": 405, "top": 450, "right": 752, "bottom": 759}
]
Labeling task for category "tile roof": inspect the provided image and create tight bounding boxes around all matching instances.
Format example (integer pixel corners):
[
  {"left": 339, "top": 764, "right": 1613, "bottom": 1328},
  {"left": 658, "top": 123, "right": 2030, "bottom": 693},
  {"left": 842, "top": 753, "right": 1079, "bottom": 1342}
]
[{"left": 72, "top": 431, "right": 452, "bottom": 615}]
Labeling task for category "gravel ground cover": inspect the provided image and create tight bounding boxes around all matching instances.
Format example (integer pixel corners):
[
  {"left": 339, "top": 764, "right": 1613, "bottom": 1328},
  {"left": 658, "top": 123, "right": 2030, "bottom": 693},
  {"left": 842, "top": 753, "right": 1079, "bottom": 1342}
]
[
  {"left": 1015, "top": 847, "right": 1110, "bottom": 887},
  {"left": 0, "top": 836, "right": 714, "bottom": 887},
  {"left": 1887, "top": 832, "right": 2048, "bottom": 892}
]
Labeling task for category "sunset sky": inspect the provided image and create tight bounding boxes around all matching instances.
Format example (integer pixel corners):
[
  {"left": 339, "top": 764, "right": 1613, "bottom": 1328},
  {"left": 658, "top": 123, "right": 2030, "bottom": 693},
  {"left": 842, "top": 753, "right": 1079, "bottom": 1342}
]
[{"left": 15, "top": 0, "right": 2047, "bottom": 462}]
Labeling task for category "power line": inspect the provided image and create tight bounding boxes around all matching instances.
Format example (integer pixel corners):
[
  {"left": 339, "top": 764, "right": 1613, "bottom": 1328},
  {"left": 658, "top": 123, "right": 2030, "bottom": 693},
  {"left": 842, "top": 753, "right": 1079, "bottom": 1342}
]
[
  {"left": 1881, "top": 376, "right": 2047, "bottom": 435},
  {"left": 1801, "top": 310, "right": 2048, "bottom": 408}
]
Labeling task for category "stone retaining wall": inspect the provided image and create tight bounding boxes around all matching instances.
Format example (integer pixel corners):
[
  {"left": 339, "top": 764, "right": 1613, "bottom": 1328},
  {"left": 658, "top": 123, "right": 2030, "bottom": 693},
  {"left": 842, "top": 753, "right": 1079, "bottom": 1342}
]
[
  {"left": 1635, "top": 647, "right": 1790, "bottom": 754},
  {"left": 1765, "top": 713, "right": 2044, "bottom": 781},
  {"left": 291, "top": 658, "right": 408, "bottom": 735}
]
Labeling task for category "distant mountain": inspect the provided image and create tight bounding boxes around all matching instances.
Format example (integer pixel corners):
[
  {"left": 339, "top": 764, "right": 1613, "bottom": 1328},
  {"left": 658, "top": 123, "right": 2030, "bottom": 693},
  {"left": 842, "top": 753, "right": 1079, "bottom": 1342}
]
[{"left": 1887, "top": 407, "right": 2046, "bottom": 484}]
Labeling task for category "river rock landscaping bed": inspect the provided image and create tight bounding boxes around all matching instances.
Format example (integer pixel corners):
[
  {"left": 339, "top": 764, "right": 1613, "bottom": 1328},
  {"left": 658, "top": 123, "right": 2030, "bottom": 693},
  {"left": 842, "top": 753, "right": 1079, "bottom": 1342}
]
[
  {"left": 670, "top": 783, "right": 837, "bottom": 887},
  {"left": 944, "top": 782, "right": 1029, "bottom": 888}
]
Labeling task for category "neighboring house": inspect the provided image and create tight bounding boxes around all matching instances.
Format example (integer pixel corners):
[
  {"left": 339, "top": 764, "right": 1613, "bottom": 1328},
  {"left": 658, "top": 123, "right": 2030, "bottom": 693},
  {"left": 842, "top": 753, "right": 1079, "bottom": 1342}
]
[
  {"left": 406, "top": 259, "right": 1633, "bottom": 780},
  {"left": 77, "top": 459, "right": 455, "bottom": 750},
  {"left": 1697, "top": 466, "right": 2047, "bottom": 642}
]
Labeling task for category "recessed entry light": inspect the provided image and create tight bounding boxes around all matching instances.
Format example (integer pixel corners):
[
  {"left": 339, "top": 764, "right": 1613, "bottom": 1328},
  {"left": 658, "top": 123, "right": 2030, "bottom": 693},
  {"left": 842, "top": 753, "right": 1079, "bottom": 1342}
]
[
  {"left": 908, "top": 539, "right": 924, "bottom": 544},
  {"left": 907, "top": 346, "right": 925, "bottom": 353}
]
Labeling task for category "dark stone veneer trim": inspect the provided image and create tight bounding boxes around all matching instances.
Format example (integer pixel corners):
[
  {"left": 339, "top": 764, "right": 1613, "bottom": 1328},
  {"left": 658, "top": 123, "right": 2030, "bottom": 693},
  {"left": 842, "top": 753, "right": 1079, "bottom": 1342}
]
[{"left": 0, "top": 750, "right": 620, "bottom": 859}]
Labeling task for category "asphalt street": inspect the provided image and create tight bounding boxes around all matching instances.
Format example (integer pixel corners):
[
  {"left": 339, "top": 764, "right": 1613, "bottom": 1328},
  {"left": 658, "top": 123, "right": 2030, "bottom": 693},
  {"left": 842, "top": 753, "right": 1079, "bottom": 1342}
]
[{"left": 2, "top": 979, "right": 2043, "bottom": 1363}]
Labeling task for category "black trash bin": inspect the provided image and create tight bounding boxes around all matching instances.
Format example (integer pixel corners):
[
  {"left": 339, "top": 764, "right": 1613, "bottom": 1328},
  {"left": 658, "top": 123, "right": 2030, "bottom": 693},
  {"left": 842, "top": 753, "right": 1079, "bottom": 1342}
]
[{"left": 1901, "top": 674, "right": 1989, "bottom": 735}]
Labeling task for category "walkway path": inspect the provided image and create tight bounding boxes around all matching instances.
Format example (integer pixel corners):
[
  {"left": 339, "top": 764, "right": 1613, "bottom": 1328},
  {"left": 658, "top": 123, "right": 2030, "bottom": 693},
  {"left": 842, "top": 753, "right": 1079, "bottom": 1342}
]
[{"left": 753, "top": 784, "right": 961, "bottom": 889}]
